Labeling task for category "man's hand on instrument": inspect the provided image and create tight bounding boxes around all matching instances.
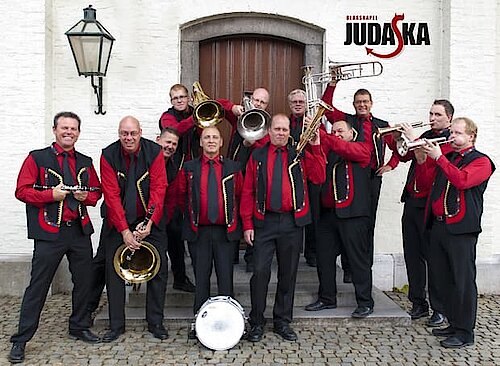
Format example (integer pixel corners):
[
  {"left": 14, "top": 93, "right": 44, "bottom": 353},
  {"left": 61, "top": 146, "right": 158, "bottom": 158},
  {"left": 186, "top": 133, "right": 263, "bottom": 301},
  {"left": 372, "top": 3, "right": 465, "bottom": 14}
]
[
  {"left": 73, "top": 190, "right": 88, "bottom": 202},
  {"left": 244, "top": 229, "right": 254, "bottom": 246},
  {"left": 232, "top": 104, "right": 244, "bottom": 117},
  {"left": 329, "top": 66, "right": 340, "bottom": 86},
  {"left": 134, "top": 220, "right": 152, "bottom": 241},
  {"left": 52, "top": 183, "right": 69, "bottom": 202},
  {"left": 243, "top": 139, "right": 256, "bottom": 147},
  {"left": 400, "top": 122, "right": 418, "bottom": 142},
  {"left": 121, "top": 229, "right": 141, "bottom": 250},
  {"left": 376, "top": 164, "right": 392, "bottom": 176},
  {"left": 421, "top": 139, "right": 442, "bottom": 161},
  {"left": 309, "top": 125, "right": 320, "bottom": 146}
]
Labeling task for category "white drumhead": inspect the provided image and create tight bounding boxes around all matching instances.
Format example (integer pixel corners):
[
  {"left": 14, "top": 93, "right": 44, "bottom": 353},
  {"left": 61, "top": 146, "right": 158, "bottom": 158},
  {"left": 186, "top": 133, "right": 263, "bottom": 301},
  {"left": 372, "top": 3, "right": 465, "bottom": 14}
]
[{"left": 195, "top": 297, "right": 245, "bottom": 351}]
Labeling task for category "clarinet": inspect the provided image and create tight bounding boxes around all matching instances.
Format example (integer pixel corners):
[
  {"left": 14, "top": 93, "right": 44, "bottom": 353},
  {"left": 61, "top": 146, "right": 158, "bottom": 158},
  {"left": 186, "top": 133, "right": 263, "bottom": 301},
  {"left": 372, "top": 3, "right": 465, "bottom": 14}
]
[
  {"left": 33, "top": 184, "right": 101, "bottom": 192},
  {"left": 126, "top": 205, "right": 156, "bottom": 261}
]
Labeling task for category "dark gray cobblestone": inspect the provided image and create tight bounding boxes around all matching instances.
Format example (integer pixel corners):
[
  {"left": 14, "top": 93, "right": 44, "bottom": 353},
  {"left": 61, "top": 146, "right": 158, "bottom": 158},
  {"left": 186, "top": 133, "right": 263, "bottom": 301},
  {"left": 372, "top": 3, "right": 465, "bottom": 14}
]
[{"left": 0, "top": 293, "right": 499, "bottom": 365}]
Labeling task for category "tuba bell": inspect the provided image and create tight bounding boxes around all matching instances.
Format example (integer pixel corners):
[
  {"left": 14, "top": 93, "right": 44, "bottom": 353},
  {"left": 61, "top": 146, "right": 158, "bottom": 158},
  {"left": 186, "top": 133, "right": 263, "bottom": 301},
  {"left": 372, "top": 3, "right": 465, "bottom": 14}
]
[
  {"left": 192, "top": 81, "right": 224, "bottom": 128},
  {"left": 237, "top": 93, "right": 271, "bottom": 141},
  {"left": 113, "top": 206, "right": 161, "bottom": 284}
]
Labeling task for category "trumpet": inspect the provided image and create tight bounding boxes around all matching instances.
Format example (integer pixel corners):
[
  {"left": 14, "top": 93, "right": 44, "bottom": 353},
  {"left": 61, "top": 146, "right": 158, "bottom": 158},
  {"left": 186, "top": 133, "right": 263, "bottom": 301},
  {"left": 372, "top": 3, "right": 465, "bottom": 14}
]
[
  {"left": 397, "top": 137, "right": 452, "bottom": 156},
  {"left": 113, "top": 205, "right": 161, "bottom": 284},
  {"left": 303, "top": 61, "right": 383, "bottom": 84},
  {"left": 376, "top": 121, "right": 430, "bottom": 137},
  {"left": 192, "top": 81, "right": 224, "bottom": 128},
  {"left": 237, "top": 94, "right": 271, "bottom": 141}
]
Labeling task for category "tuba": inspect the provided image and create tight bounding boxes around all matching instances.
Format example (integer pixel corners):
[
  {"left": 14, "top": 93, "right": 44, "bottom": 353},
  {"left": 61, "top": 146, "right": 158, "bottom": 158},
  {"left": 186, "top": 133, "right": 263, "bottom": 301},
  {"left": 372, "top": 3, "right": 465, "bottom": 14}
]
[
  {"left": 237, "top": 93, "right": 271, "bottom": 141},
  {"left": 113, "top": 206, "right": 161, "bottom": 284},
  {"left": 192, "top": 81, "right": 224, "bottom": 128}
]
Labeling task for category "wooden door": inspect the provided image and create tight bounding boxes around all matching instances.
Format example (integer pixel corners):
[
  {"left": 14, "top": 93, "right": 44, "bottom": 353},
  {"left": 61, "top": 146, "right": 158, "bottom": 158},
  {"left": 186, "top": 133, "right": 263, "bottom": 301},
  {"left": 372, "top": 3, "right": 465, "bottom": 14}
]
[{"left": 199, "top": 35, "right": 305, "bottom": 155}]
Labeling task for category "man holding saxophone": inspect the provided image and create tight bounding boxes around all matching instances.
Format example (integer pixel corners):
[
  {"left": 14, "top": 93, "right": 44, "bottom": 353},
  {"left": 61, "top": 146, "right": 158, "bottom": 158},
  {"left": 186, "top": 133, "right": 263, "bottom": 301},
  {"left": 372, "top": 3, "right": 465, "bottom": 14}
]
[{"left": 98, "top": 116, "right": 168, "bottom": 342}]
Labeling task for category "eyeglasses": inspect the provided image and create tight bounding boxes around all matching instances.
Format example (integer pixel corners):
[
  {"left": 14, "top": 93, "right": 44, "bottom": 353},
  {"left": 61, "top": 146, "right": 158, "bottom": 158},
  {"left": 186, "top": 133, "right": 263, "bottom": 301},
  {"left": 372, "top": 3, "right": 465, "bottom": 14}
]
[
  {"left": 291, "top": 100, "right": 305, "bottom": 105},
  {"left": 119, "top": 131, "right": 140, "bottom": 137},
  {"left": 171, "top": 95, "right": 188, "bottom": 102}
]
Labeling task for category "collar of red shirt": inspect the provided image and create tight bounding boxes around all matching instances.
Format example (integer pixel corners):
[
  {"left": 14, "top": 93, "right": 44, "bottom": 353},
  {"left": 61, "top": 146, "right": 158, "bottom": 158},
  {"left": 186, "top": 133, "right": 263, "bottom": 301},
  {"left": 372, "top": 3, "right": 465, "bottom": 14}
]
[
  {"left": 120, "top": 145, "right": 141, "bottom": 158},
  {"left": 269, "top": 143, "right": 287, "bottom": 153},
  {"left": 53, "top": 142, "right": 75, "bottom": 157},
  {"left": 455, "top": 146, "right": 475, "bottom": 157},
  {"left": 201, "top": 154, "right": 222, "bottom": 166}
]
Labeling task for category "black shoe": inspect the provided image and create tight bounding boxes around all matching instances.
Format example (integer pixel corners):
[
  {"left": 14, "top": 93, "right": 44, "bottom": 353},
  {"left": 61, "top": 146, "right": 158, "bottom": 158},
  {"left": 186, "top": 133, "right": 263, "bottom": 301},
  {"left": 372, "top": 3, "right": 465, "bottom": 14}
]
[
  {"left": 273, "top": 324, "right": 297, "bottom": 341},
  {"left": 8, "top": 343, "right": 25, "bottom": 364},
  {"left": 173, "top": 278, "right": 195, "bottom": 293},
  {"left": 343, "top": 271, "right": 352, "bottom": 283},
  {"left": 148, "top": 324, "right": 168, "bottom": 340},
  {"left": 440, "top": 336, "right": 474, "bottom": 349},
  {"left": 305, "top": 257, "right": 317, "bottom": 267},
  {"left": 432, "top": 326, "right": 456, "bottom": 337},
  {"left": 247, "top": 325, "right": 264, "bottom": 342},
  {"left": 102, "top": 328, "right": 125, "bottom": 343},
  {"left": 408, "top": 304, "right": 429, "bottom": 320},
  {"left": 351, "top": 306, "right": 373, "bottom": 318},
  {"left": 69, "top": 329, "right": 101, "bottom": 343},
  {"left": 305, "top": 300, "right": 337, "bottom": 311},
  {"left": 427, "top": 311, "right": 446, "bottom": 327}
]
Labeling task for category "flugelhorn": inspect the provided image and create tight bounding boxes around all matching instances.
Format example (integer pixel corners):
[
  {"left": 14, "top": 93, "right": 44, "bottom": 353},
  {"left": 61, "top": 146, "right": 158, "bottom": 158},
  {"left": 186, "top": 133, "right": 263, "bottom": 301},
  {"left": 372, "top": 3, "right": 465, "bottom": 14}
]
[
  {"left": 376, "top": 121, "right": 430, "bottom": 137},
  {"left": 113, "top": 205, "right": 161, "bottom": 284},
  {"left": 397, "top": 136, "right": 451, "bottom": 156},
  {"left": 237, "top": 93, "right": 271, "bottom": 141},
  {"left": 192, "top": 81, "right": 224, "bottom": 128},
  {"left": 303, "top": 61, "right": 383, "bottom": 84}
]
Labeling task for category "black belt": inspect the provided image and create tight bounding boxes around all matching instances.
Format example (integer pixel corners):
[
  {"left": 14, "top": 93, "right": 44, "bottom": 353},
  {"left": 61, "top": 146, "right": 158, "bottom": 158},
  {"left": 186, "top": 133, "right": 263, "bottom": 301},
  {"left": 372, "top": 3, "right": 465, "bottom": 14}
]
[{"left": 61, "top": 220, "right": 76, "bottom": 227}]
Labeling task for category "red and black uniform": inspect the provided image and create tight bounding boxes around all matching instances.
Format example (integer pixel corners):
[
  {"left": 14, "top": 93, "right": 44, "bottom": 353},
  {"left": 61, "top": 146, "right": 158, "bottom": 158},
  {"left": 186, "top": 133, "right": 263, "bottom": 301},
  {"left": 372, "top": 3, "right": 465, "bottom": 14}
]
[
  {"left": 11, "top": 143, "right": 101, "bottom": 345},
  {"left": 396, "top": 128, "right": 452, "bottom": 314},
  {"left": 314, "top": 129, "right": 374, "bottom": 308},
  {"left": 321, "top": 84, "right": 398, "bottom": 237},
  {"left": 178, "top": 155, "right": 243, "bottom": 314},
  {"left": 422, "top": 147, "right": 494, "bottom": 343},
  {"left": 99, "top": 138, "right": 167, "bottom": 332},
  {"left": 240, "top": 142, "right": 326, "bottom": 327}
]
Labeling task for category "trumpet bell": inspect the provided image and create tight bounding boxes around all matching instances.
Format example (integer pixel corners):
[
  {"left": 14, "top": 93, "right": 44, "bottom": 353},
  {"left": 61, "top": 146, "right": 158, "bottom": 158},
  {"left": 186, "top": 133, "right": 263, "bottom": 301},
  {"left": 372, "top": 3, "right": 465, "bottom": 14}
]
[
  {"left": 237, "top": 109, "right": 271, "bottom": 141},
  {"left": 113, "top": 241, "right": 161, "bottom": 284}
]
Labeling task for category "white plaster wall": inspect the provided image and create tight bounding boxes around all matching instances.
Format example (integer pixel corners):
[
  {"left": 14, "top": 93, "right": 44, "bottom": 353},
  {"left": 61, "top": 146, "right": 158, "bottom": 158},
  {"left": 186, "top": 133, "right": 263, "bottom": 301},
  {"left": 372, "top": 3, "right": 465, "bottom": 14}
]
[{"left": 1, "top": 0, "right": 498, "bottom": 268}]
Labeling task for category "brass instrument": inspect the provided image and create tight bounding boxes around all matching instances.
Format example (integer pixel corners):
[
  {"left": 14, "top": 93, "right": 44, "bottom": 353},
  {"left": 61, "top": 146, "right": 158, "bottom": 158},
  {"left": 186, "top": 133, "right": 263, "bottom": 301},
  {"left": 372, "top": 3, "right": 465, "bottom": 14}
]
[
  {"left": 237, "top": 93, "right": 271, "bottom": 141},
  {"left": 295, "top": 66, "right": 334, "bottom": 156},
  {"left": 376, "top": 121, "right": 430, "bottom": 137},
  {"left": 33, "top": 184, "right": 100, "bottom": 192},
  {"left": 113, "top": 206, "right": 161, "bottom": 284},
  {"left": 397, "top": 136, "right": 450, "bottom": 156},
  {"left": 304, "top": 61, "right": 383, "bottom": 84},
  {"left": 192, "top": 81, "right": 224, "bottom": 128}
]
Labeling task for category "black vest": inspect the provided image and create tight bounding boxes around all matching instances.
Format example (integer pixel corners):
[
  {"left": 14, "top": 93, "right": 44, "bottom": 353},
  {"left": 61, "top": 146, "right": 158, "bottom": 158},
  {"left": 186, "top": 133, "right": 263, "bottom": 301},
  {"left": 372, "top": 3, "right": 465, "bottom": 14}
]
[
  {"left": 159, "top": 106, "right": 198, "bottom": 165},
  {"left": 426, "top": 149, "right": 495, "bottom": 234},
  {"left": 26, "top": 146, "right": 94, "bottom": 240},
  {"left": 182, "top": 156, "right": 242, "bottom": 241},
  {"left": 401, "top": 129, "right": 451, "bottom": 206},
  {"left": 252, "top": 143, "right": 311, "bottom": 227},
  {"left": 101, "top": 138, "right": 162, "bottom": 224}
]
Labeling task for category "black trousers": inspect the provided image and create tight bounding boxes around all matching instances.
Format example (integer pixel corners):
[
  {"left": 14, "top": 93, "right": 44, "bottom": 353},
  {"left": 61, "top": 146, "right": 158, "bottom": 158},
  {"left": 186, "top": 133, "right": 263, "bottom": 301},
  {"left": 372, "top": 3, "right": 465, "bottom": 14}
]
[
  {"left": 369, "top": 174, "right": 382, "bottom": 242},
  {"left": 316, "top": 210, "right": 373, "bottom": 307},
  {"left": 187, "top": 226, "right": 234, "bottom": 314},
  {"left": 11, "top": 225, "right": 93, "bottom": 344},
  {"left": 249, "top": 212, "right": 302, "bottom": 327},
  {"left": 87, "top": 229, "right": 106, "bottom": 314},
  {"left": 102, "top": 221, "right": 168, "bottom": 330},
  {"left": 304, "top": 183, "right": 320, "bottom": 260},
  {"left": 402, "top": 200, "right": 441, "bottom": 311},
  {"left": 166, "top": 211, "right": 189, "bottom": 284},
  {"left": 428, "top": 220, "right": 478, "bottom": 341}
]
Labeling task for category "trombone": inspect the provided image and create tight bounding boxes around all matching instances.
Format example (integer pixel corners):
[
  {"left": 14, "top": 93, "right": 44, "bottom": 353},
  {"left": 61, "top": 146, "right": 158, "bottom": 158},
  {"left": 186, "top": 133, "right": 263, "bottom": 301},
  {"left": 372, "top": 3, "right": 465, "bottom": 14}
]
[
  {"left": 376, "top": 121, "right": 431, "bottom": 137},
  {"left": 303, "top": 61, "right": 383, "bottom": 84}
]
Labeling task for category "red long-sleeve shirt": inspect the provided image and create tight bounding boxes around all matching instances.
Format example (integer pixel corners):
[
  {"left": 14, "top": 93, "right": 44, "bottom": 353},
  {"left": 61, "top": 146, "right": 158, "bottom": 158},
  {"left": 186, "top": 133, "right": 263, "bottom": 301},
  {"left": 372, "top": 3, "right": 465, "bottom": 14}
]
[
  {"left": 15, "top": 143, "right": 101, "bottom": 221},
  {"left": 100, "top": 146, "right": 167, "bottom": 232},
  {"left": 240, "top": 144, "right": 326, "bottom": 231}
]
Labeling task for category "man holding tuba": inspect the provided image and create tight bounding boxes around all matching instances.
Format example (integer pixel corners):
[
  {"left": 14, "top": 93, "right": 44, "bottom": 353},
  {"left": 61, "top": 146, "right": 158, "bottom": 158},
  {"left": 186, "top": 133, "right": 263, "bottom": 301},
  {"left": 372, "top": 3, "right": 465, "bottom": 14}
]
[{"left": 98, "top": 116, "right": 168, "bottom": 342}]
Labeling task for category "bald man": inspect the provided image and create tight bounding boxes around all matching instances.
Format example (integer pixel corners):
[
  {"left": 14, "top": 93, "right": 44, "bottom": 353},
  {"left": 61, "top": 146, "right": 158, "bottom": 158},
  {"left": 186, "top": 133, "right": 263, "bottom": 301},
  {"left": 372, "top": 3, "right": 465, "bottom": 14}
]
[{"left": 98, "top": 116, "right": 168, "bottom": 342}]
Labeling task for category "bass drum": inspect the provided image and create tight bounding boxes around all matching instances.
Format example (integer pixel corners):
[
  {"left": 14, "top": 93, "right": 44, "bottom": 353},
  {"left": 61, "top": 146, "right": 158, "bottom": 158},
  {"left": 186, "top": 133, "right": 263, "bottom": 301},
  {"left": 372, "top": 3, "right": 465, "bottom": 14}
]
[{"left": 195, "top": 296, "right": 246, "bottom": 351}]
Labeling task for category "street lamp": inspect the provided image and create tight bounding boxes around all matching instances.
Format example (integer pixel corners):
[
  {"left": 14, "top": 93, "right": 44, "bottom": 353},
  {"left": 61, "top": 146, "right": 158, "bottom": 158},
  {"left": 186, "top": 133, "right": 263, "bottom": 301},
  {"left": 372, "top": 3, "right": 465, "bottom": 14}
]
[{"left": 65, "top": 5, "right": 115, "bottom": 115}]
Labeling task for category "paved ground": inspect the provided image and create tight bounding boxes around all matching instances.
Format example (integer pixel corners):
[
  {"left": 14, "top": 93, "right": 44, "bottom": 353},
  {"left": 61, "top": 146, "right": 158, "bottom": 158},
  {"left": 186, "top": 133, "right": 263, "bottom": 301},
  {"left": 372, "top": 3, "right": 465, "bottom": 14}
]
[{"left": 1, "top": 292, "right": 499, "bottom": 365}]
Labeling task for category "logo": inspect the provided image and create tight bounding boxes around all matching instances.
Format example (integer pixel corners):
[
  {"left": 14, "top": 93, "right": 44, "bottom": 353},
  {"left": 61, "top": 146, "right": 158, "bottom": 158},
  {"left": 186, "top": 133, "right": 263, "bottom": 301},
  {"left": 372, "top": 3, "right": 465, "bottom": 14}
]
[{"left": 344, "top": 13, "right": 430, "bottom": 59}]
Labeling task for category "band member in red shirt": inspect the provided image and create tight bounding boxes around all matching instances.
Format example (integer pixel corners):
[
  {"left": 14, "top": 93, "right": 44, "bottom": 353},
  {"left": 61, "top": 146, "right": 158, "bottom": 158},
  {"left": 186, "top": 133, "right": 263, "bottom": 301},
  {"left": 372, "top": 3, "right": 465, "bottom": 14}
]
[
  {"left": 420, "top": 117, "right": 494, "bottom": 348},
  {"left": 99, "top": 116, "right": 167, "bottom": 342},
  {"left": 241, "top": 114, "right": 326, "bottom": 342},
  {"left": 9, "top": 112, "right": 101, "bottom": 364},
  {"left": 177, "top": 126, "right": 243, "bottom": 340}
]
